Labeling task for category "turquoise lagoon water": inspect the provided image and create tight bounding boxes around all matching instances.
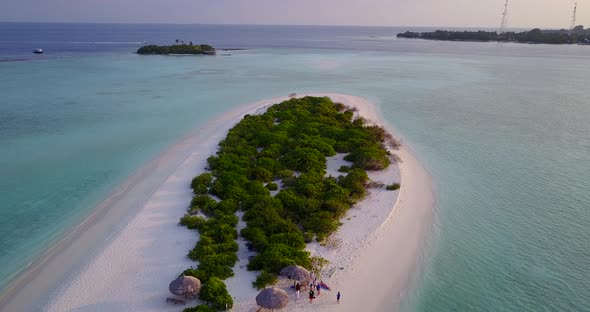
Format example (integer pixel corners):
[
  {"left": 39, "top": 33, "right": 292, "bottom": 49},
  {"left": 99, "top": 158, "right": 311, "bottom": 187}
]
[{"left": 1, "top": 24, "right": 590, "bottom": 311}]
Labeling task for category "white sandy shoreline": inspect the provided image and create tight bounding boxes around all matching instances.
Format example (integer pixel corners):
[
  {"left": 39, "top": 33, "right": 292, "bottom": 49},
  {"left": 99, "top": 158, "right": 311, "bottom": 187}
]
[{"left": 0, "top": 94, "right": 434, "bottom": 312}]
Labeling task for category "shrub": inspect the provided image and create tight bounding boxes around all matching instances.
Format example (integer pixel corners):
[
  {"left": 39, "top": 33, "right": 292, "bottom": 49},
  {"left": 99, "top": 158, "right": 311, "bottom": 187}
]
[
  {"left": 201, "top": 223, "right": 237, "bottom": 242},
  {"left": 210, "top": 179, "right": 224, "bottom": 197},
  {"left": 338, "top": 165, "right": 351, "bottom": 173},
  {"left": 184, "top": 305, "right": 217, "bottom": 312},
  {"left": 266, "top": 182, "right": 279, "bottom": 191},
  {"left": 215, "top": 200, "right": 239, "bottom": 216},
  {"left": 248, "top": 167, "right": 273, "bottom": 182},
  {"left": 352, "top": 117, "right": 366, "bottom": 127},
  {"left": 182, "top": 268, "right": 208, "bottom": 282},
  {"left": 281, "top": 175, "right": 297, "bottom": 187},
  {"left": 322, "top": 180, "right": 350, "bottom": 203},
  {"left": 303, "top": 231, "right": 314, "bottom": 243},
  {"left": 246, "top": 181, "right": 270, "bottom": 196},
  {"left": 259, "top": 144, "right": 282, "bottom": 159},
  {"left": 386, "top": 183, "right": 400, "bottom": 191},
  {"left": 253, "top": 270, "right": 278, "bottom": 289},
  {"left": 191, "top": 195, "right": 217, "bottom": 215},
  {"left": 194, "top": 260, "right": 235, "bottom": 280},
  {"left": 191, "top": 173, "right": 213, "bottom": 191},
  {"left": 322, "top": 200, "right": 349, "bottom": 218},
  {"left": 255, "top": 157, "right": 283, "bottom": 174},
  {"left": 200, "top": 252, "right": 239, "bottom": 267},
  {"left": 294, "top": 135, "right": 337, "bottom": 157},
  {"left": 241, "top": 227, "right": 268, "bottom": 251},
  {"left": 282, "top": 148, "right": 326, "bottom": 173},
  {"left": 303, "top": 211, "right": 339, "bottom": 239},
  {"left": 248, "top": 243, "right": 310, "bottom": 273},
  {"left": 338, "top": 169, "right": 370, "bottom": 200},
  {"left": 193, "top": 184, "right": 209, "bottom": 195},
  {"left": 199, "top": 277, "right": 233, "bottom": 310},
  {"left": 277, "top": 169, "right": 294, "bottom": 180},
  {"left": 344, "top": 147, "right": 390, "bottom": 170},
  {"left": 180, "top": 215, "right": 206, "bottom": 230},
  {"left": 310, "top": 256, "right": 330, "bottom": 276},
  {"left": 269, "top": 232, "right": 306, "bottom": 249},
  {"left": 190, "top": 241, "right": 239, "bottom": 261}
]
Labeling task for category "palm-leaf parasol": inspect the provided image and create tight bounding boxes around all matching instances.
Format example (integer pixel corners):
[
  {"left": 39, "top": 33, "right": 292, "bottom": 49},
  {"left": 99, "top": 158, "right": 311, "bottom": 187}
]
[
  {"left": 169, "top": 275, "right": 201, "bottom": 298},
  {"left": 256, "top": 287, "right": 289, "bottom": 310},
  {"left": 279, "top": 265, "right": 311, "bottom": 282}
]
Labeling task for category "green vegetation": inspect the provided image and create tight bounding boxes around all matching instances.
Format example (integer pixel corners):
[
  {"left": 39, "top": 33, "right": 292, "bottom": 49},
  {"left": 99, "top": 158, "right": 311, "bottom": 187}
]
[
  {"left": 178, "top": 96, "right": 400, "bottom": 304},
  {"left": 386, "top": 183, "right": 400, "bottom": 191},
  {"left": 338, "top": 165, "right": 351, "bottom": 173},
  {"left": 137, "top": 43, "right": 215, "bottom": 55},
  {"left": 266, "top": 182, "right": 279, "bottom": 191},
  {"left": 199, "top": 277, "right": 233, "bottom": 310},
  {"left": 179, "top": 198, "right": 238, "bottom": 309},
  {"left": 181, "top": 215, "right": 239, "bottom": 282},
  {"left": 310, "top": 256, "right": 331, "bottom": 276},
  {"left": 183, "top": 305, "right": 217, "bottom": 312},
  {"left": 397, "top": 26, "right": 590, "bottom": 44},
  {"left": 252, "top": 270, "right": 277, "bottom": 289}
]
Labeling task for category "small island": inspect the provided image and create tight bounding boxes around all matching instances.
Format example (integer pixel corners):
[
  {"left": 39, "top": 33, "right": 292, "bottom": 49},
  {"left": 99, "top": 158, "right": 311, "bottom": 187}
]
[
  {"left": 397, "top": 26, "right": 590, "bottom": 45},
  {"left": 137, "top": 41, "right": 216, "bottom": 55},
  {"left": 177, "top": 96, "right": 401, "bottom": 311}
]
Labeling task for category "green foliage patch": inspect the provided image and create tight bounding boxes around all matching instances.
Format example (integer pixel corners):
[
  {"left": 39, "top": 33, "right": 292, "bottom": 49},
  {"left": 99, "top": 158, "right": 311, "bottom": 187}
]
[
  {"left": 253, "top": 270, "right": 278, "bottom": 290},
  {"left": 199, "top": 277, "right": 233, "bottom": 310},
  {"left": 386, "top": 183, "right": 401, "bottom": 191},
  {"left": 179, "top": 96, "right": 398, "bottom": 300},
  {"left": 183, "top": 305, "right": 217, "bottom": 312},
  {"left": 205, "top": 96, "right": 394, "bottom": 287}
]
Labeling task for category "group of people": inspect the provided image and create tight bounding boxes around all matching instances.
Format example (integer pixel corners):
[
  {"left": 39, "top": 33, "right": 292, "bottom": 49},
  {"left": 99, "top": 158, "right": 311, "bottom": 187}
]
[{"left": 293, "top": 280, "right": 340, "bottom": 304}]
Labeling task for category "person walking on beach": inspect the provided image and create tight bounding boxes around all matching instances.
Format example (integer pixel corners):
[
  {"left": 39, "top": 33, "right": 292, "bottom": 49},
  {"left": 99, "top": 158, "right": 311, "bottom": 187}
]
[
  {"left": 316, "top": 283, "right": 321, "bottom": 295},
  {"left": 337, "top": 291, "right": 341, "bottom": 303},
  {"left": 309, "top": 289, "right": 315, "bottom": 303},
  {"left": 295, "top": 282, "right": 301, "bottom": 300}
]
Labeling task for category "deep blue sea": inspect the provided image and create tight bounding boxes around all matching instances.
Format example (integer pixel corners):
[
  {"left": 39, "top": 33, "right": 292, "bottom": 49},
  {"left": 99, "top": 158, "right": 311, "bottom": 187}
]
[{"left": 1, "top": 23, "right": 589, "bottom": 311}]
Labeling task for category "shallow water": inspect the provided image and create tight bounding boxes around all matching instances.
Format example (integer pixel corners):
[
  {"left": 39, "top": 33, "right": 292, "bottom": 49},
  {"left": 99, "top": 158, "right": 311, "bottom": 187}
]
[{"left": 1, "top": 24, "right": 589, "bottom": 311}]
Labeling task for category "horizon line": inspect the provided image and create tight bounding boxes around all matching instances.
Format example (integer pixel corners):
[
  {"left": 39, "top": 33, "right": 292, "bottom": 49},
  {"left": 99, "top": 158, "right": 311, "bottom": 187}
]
[{"left": 0, "top": 20, "right": 576, "bottom": 30}]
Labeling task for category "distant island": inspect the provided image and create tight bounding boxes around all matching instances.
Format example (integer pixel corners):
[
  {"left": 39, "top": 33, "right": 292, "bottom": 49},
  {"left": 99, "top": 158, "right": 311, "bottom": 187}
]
[
  {"left": 397, "top": 26, "right": 590, "bottom": 45},
  {"left": 137, "top": 41, "right": 216, "bottom": 55}
]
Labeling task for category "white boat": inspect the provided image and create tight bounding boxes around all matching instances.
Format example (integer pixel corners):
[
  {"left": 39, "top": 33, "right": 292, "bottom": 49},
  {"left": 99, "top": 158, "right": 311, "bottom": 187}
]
[{"left": 33, "top": 48, "right": 43, "bottom": 54}]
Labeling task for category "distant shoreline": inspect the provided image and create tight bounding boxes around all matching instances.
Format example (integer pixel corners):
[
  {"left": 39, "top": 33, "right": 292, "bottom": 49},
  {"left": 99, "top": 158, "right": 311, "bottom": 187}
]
[{"left": 397, "top": 28, "right": 590, "bottom": 45}]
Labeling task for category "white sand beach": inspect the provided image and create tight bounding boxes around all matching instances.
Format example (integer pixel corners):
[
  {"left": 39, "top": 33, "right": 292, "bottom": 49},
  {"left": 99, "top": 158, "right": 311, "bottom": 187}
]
[{"left": 0, "top": 94, "right": 433, "bottom": 312}]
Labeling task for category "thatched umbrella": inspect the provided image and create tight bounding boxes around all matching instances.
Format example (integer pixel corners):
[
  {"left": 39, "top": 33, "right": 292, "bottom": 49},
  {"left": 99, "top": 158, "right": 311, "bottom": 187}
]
[
  {"left": 169, "top": 275, "right": 201, "bottom": 298},
  {"left": 256, "top": 287, "right": 289, "bottom": 310},
  {"left": 280, "top": 265, "right": 311, "bottom": 282}
]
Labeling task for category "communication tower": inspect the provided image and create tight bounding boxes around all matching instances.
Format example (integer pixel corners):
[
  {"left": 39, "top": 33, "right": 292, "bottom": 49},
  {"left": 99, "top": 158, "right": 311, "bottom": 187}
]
[
  {"left": 569, "top": 2, "right": 578, "bottom": 34},
  {"left": 499, "top": 0, "right": 509, "bottom": 40}
]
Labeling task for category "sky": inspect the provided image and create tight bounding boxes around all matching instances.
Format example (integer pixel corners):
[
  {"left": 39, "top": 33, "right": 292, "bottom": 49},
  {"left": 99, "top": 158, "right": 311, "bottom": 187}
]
[{"left": 0, "top": 0, "right": 588, "bottom": 29}]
